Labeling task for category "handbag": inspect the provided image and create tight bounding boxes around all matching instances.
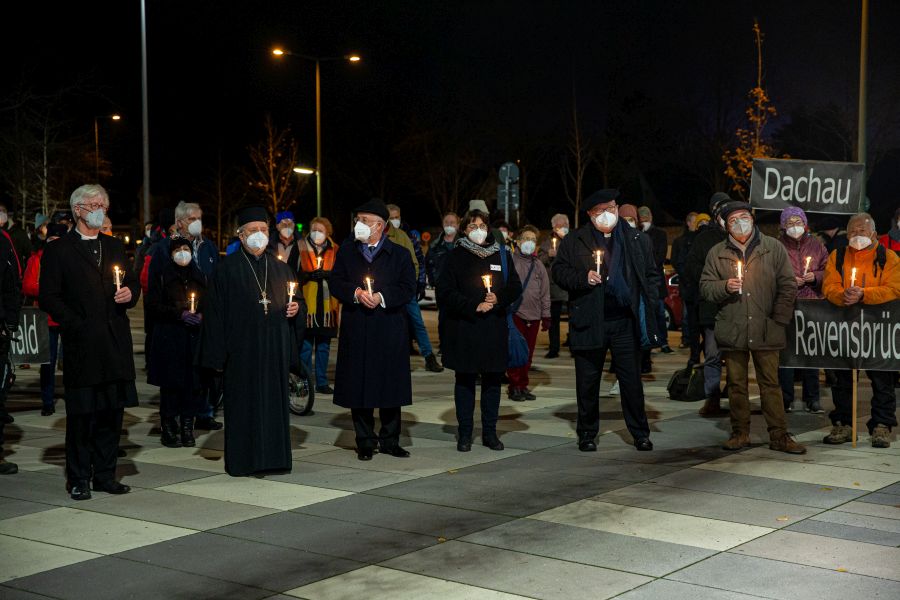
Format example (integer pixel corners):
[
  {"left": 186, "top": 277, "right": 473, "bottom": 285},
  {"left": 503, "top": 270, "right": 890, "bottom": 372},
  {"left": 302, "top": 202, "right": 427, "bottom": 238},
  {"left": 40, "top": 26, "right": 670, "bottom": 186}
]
[{"left": 500, "top": 247, "right": 530, "bottom": 369}]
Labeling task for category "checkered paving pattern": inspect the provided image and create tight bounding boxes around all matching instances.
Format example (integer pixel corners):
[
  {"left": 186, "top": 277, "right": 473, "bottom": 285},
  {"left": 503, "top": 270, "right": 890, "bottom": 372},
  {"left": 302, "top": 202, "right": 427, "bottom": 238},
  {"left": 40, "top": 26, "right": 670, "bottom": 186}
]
[{"left": 1, "top": 305, "right": 898, "bottom": 599}]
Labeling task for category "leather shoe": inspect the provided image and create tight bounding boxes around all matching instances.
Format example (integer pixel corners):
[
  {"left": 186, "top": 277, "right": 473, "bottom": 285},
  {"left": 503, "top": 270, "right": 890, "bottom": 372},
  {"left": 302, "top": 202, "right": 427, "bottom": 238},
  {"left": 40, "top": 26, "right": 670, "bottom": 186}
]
[
  {"left": 544, "top": 351, "right": 559, "bottom": 359},
  {"left": 93, "top": 480, "right": 131, "bottom": 494},
  {"left": 380, "top": 446, "right": 411, "bottom": 458},
  {"left": 357, "top": 448, "right": 373, "bottom": 461},
  {"left": 578, "top": 438, "right": 597, "bottom": 452},
  {"left": 70, "top": 480, "right": 92, "bottom": 500},
  {"left": 482, "top": 434, "right": 504, "bottom": 451},
  {"left": 634, "top": 438, "right": 653, "bottom": 451},
  {"left": 457, "top": 438, "right": 472, "bottom": 452}
]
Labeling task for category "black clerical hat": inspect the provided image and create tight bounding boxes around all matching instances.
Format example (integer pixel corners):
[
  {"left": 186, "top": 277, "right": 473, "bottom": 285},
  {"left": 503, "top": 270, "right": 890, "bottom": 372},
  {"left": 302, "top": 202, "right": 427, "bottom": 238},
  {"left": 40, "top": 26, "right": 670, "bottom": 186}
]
[
  {"left": 584, "top": 189, "right": 620, "bottom": 211},
  {"left": 237, "top": 205, "right": 269, "bottom": 226},
  {"left": 353, "top": 198, "right": 389, "bottom": 221}
]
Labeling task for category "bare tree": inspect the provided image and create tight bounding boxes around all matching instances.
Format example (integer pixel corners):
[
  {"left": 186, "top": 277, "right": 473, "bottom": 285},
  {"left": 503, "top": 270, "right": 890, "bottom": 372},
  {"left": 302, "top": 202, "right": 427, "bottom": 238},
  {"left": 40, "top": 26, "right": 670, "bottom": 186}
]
[
  {"left": 246, "top": 115, "right": 306, "bottom": 216},
  {"left": 193, "top": 152, "right": 249, "bottom": 249},
  {"left": 560, "top": 95, "right": 592, "bottom": 228}
]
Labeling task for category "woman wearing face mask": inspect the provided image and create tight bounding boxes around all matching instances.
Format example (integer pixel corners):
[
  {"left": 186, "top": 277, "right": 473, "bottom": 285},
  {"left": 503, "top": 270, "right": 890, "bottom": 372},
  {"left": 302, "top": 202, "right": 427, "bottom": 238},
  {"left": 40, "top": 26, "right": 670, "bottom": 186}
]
[
  {"left": 877, "top": 207, "right": 900, "bottom": 255},
  {"left": 777, "top": 206, "right": 827, "bottom": 414},
  {"left": 299, "top": 217, "right": 340, "bottom": 394},
  {"left": 146, "top": 237, "right": 207, "bottom": 448},
  {"left": 506, "top": 225, "right": 550, "bottom": 401},
  {"left": 437, "top": 209, "right": 522, "bottom": 451},
  {"left": 538, "top": 213, "right": 570, "bottom": 359}
]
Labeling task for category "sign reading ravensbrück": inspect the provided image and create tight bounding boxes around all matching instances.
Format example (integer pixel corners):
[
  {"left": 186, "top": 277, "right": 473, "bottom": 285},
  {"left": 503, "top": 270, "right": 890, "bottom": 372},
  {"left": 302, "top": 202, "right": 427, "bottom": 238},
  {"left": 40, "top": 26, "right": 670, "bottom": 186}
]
[
  {"left": 781, "top": 299, "right": 900, "bottom": 371},
  {"left": 749, "top": 158, "right": 864, "bottom": 214}
]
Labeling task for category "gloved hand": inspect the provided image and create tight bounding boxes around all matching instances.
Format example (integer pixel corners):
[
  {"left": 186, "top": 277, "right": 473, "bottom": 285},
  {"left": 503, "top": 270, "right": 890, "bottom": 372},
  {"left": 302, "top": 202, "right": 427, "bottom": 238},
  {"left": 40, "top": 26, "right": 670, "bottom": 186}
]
[
  {"left": 540, "top": 317, "right": 551, "bottom": 331},
  {"left": 310, "top": 269, "right": 327, "bottom": 281},
  {"left": 181, "top": 310, "right": 202, "bottom": 326},
  {"left": 416, "top": 283, "right": 427, "bottom": 301}
]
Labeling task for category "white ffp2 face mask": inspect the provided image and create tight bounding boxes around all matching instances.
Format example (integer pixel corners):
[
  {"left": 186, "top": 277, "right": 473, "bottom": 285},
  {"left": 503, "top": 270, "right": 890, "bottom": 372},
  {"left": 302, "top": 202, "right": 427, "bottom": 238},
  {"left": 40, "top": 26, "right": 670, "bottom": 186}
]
[
  {"left": 85, "top": 208, "right": 106, "bottom": 229},
  {"left": 188, "top": 220, "right": 203, "bottom": 237},
  {"left": 519, "top": 240, "right": 536, "bottom": 255},
  {"left": 641, "top": 221, "right": 651, "bottom": 232},
  {"left": 245, "top": 231, "right": 268, "bottom": 250},
  {"left": 594, "top": 211, "right": 617, "bottom": 230},
  {"left": 354, "top": 221, "right": 372, "bottom": 242},
  {"left": 389, "top": 218, "right": 401, "bottom": 229},
  {"left": 443, "top": 225, "right": 457, "bottom": 236},
  {"left": 279, "top": 227, "right": 294, "bottom": 240},
  {"left": 468, "top": 229, "right": 488, "bottom": 245},
  {"left": 786, "top": 226, "right": 805, "bottom": 239},
  {"left": 310, "top": 230, "right": 325, "bottom": 244},
  {"left": 173, "top": 250, "right": 192, "bottom": 266},
  {"left": 849, "top": 235, "right": 872, "bottom": 251},
  {"left": 730, "top": 218, "right": 753, "bottom": 237},
  {"left": 555, "top": 227, "right": 569, "bottom": 237}
]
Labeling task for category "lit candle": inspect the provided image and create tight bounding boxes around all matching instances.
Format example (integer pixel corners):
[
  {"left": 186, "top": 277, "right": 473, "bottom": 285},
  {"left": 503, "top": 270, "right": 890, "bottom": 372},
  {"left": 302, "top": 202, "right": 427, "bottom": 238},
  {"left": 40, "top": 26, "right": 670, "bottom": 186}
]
[
  {"left": 316, "top": 256, "right": 322, "bottom": 270},
  {"left": 288, "top": 281, "right": 297, "bottom": 304},
  {"left": 595, "top": 250, "right": 603, "bottom": 273},
  {"left": 850, "top": 267, "right": 857, "bottom": 287},
  {"left": 736, "top": 260, "right": 743, "bottom": 295},
  {"left": 113, "top": 265, "right": 122, "bottom": 291},
  {"left": 277, "top": 254, "right": 284, "bottom": 262},
  {"left": 551, "top": 237, "right": 557, "bottom": 251},
  {"left": 482, "top": 274, "right": 493, "bottom": 295},
  {"left": 365, "top": 277, "right": 374, "bottom": 295},
  {"left": 189, "top": 292, "right": 196, "bottom": 314},
  {"left": 803, "top": 256, "right": 811, "bottom": 276}
]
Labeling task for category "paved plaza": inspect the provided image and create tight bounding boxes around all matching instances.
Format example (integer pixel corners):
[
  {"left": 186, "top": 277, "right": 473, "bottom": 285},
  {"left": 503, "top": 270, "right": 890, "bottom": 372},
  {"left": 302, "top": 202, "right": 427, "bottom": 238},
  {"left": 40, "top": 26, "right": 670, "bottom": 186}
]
[{"left": 1, "top": 305, "right": 899, "bottom": 600}]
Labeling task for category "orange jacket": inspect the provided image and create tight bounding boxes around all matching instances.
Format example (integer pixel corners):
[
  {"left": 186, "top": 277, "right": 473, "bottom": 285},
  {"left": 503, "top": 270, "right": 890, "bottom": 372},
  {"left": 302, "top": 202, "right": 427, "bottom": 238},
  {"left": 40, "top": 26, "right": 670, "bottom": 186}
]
[{"left": 822, "top": 243, "right": 900, "bottom": 306}]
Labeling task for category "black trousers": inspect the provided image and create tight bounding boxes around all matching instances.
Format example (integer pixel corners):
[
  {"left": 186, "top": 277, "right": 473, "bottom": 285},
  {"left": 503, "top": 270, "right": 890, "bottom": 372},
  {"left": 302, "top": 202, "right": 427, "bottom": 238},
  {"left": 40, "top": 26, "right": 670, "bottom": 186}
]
[
  {"left": 572, "top": 317, "right": 650, "bottom": 441},
  {"left": 454, "top": 372, "right": 502, "bottom": 439},
  {"left": 65, "top": 407, "right": 124, "bottom": 484},
  {"left": 548, "top": 300, "right": 564, "bottom": 353},
  {"left": 831, "top": 370, "right": 898, "bottom": 432},
  {"left": 351, "top": 407, "right": 402, "bottom": 450}
]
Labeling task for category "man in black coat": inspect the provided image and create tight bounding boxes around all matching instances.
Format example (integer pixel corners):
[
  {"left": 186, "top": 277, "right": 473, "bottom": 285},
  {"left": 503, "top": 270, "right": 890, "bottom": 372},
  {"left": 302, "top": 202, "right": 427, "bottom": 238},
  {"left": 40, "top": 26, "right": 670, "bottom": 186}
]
[
  {"left": 682, "top": 192, "right": 732, "bottom": 417},
  {"left": 39, "top": 184, "right": 141, "bottom": 499},
  {"left": 552, "top": 189, "right": 661, "bottom": 452},
  {"left": 671, "top": 212, "right": 698, "bottom": 348},
  {"left": 0, "top": 229, "right": 22, "bottom": 475},
  {"left": 638, "top": 206, "right": 672, "bottom": 361},
  {"left": 330, "top": 198, "right": 417, "bottom": 461}
]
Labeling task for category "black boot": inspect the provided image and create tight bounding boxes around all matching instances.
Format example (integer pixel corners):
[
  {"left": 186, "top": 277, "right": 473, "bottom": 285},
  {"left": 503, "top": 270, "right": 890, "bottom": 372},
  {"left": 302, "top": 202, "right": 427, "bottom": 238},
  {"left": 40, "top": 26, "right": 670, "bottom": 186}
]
[
  {"left": 180, "top": 416, "right": 196, "bottom": 448},
  {"left": 160, "top": 417, "right": 181, "bottom": 448}
]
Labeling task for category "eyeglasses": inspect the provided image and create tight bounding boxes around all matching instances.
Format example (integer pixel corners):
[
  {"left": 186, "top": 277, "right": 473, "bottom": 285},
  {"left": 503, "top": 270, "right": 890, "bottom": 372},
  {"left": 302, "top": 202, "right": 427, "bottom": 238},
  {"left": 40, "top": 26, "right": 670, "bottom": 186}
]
[
  {"left": 77, "top": 202, "right": 108, "bottom": 212},
  {"left": 589, "top": 204, "right": 617, "bottom": 217}
]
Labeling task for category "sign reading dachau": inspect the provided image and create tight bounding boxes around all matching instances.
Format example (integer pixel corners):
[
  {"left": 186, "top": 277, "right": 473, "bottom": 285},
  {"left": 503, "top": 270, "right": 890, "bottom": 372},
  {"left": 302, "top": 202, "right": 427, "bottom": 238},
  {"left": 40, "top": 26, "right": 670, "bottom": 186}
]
[
  {"left": 781, "top": 299, "right": 900, "bottom": 372},
  {"left": 749, "top": 158, "right": 864, "bottom": 214}
]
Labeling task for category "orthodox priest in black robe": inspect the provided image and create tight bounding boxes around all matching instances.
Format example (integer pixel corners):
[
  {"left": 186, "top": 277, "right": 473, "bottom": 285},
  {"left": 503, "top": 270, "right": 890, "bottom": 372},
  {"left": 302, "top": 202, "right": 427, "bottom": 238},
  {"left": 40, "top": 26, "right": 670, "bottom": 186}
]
[{"left": 199, "top": 206, "right": 306, "bottom": 477}]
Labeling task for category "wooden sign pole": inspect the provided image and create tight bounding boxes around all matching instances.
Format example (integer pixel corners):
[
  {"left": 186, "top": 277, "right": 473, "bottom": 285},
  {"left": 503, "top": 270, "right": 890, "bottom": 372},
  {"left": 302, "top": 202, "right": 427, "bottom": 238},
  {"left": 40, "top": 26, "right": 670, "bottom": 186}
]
[{"left": 851, "top": 369, "right": 858, "bottom": 448}]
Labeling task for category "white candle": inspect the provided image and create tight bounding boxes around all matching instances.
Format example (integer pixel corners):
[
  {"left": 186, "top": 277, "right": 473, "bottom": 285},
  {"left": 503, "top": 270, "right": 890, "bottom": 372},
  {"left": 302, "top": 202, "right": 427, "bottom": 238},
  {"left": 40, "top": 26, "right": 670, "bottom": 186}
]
[
  {"left": 113, "top": 265, "right": 122, "bottom": 291},
  {"left": 595, "top": 250, "right": 603, "bottom": 273},
  {"left": 482, "top": 274, "right": 492, "bottom": 295},
  {"left": 551, "top": 238, "right": 557, "bottom": 251},
  {"left": 189, "top": 293, "right": 196, "bottom": 314},
  {"left": 850, "top": 267, "right": 857, "bottom": 287},
  {"left": 288, "top": 281, "right": 297, "bottom": 304},
  {"left": 365, "top": 277, "right": 374, "bottom": 295},
  {"left": 737, "top": 260, "right": 743, "bottom": 295},
  {"left": 316, "top": 256, "right": 322, "bottom": 269},
  {"left": 803, "top": 256, "right": 811, "bottom": 276}
]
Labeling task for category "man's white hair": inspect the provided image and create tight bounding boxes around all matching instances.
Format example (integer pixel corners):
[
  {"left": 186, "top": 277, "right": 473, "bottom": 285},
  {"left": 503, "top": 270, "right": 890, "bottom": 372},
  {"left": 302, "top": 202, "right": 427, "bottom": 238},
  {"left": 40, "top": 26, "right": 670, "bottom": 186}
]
[
  {"left": 175, "top": 201, "right": 201, "bottom": 221},
  {"left": 70, "top": 184, "right": 109, "bottom": 213},
  {"left": 847, "top": 212, "right": 876, "bottom": 234},
  {"left": 550, "top": 213, "right": 569, "bottom": 227}
]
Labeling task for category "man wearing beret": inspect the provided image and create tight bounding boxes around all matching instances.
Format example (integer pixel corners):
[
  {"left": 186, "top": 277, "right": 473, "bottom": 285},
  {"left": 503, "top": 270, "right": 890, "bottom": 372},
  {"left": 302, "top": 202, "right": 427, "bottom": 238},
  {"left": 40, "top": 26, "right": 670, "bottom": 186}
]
[
  {"left": 552, "top": 189, "right": 661, "bottom": 452},
  {"left": 330, "top": 198, "right": 417, "bottom": 460},
  {"left": 700, "top": 202, "right": 805, "bottom": 454}
]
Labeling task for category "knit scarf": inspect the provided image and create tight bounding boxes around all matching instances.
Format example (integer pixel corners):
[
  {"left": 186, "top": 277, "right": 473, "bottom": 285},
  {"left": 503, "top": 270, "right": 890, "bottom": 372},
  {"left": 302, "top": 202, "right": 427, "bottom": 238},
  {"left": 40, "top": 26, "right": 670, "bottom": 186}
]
[
  {"left": 299, "top": 238, "right": 340, "bottom": 329},
  {"left": 459, "top": 237, "right": 500, "bottom": 259}
]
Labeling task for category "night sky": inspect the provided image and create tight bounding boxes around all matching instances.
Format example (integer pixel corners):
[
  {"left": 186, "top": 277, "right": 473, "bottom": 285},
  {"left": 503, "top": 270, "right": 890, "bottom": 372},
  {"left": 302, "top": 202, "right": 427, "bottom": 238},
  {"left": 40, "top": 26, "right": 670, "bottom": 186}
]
[{"left": 4, "top": 1, "right": 899, "bottom": 236}]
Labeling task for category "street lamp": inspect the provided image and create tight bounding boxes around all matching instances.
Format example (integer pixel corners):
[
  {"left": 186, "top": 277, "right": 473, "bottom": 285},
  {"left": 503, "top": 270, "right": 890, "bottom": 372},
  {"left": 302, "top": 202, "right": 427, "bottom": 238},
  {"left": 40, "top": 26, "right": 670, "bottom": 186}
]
[
  {"left": 94, "top": 114, "right": 121, "bottom": 181},
  {"left": 272, "top": 47, "right": 361, "bottom": 217},
  {"left": 293, "top": 166, "right": 316, "bottom": 175}
]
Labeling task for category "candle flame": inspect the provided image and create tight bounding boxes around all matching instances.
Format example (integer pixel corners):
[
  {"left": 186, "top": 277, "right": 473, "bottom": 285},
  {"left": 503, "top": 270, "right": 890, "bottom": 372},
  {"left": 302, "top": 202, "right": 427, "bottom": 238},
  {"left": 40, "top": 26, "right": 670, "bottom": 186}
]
[{"left": 482, "top": 274, "right": 492, "bottom": 288}]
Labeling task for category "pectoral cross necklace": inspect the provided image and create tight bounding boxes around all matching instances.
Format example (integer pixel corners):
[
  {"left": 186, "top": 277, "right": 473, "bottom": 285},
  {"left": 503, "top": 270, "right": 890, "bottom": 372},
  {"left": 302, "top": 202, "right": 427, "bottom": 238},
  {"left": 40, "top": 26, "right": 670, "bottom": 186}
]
[{"left": 241, "top": 250, "right": 270, "bottom": 315}]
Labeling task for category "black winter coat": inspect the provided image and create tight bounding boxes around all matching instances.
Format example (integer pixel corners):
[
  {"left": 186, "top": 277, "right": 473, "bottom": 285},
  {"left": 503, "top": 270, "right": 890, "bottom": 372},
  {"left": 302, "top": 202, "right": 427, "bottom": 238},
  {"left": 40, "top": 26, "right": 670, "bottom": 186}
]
[
  {"left": 330, "top": 236, "right": 416, "bottom": 409},
  {"left": 682, "top": 223, "right": 726, "bottom": 326},
  {"left": 146, "top": 259, "right": 207, "bottom": 389},
  {"left": 437, "top": 237, "right": 523, "bottom": 374},
  {"left": 39, "top": 231, "right": 141, "bottom": 411},
  {"left": 646, "top": 225, "right": 669, "bottom": 299},
  {"left": 552, "top": 222, "right": 661, "bottom": 351}
]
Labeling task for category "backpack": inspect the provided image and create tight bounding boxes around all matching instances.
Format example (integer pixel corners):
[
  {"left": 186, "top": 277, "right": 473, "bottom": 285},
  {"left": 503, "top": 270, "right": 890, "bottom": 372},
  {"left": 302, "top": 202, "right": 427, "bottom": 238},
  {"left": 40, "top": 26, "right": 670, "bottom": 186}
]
[
  {"left": 666, "top": 363, "right": 706, "bottom": 402},
  {"left": 835, "top": 244, "right": 886, "bottom": 285}
]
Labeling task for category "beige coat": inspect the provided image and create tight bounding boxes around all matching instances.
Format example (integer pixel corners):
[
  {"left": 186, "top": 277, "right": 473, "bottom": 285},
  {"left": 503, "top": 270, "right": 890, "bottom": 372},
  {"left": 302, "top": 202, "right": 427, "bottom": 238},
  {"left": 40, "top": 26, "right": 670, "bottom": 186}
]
[{"left": 700, "top": 230, "right": 797, "bottom": 351}]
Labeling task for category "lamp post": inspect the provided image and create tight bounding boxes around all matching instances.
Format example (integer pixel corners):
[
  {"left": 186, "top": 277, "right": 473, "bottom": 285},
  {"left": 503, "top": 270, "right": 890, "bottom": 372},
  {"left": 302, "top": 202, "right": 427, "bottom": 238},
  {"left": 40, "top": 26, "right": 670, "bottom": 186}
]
[
  {"left": 93, "top": 114, "right": 121, "bottom": 181},
  {"left": 272, "top": 48, "right": 361, "bottom": 217}
]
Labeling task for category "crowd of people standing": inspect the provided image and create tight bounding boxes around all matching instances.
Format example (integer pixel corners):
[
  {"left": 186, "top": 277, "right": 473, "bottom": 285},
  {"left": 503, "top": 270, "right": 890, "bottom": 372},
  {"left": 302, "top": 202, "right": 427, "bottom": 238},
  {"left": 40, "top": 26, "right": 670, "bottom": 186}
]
[{"left": 0, "top": 183, "right": 897, "bottom": 495}]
